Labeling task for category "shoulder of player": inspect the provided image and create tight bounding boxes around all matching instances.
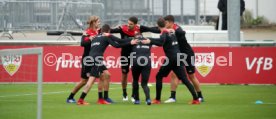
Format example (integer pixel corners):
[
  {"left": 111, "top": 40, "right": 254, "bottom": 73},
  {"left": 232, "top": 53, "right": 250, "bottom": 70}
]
[
  {"left": 99, "top": 35, "right": 110, "bottom": 40},
  {"left": 85, "top": 28, "right": 99, "bottom": 36},
  {"left": 173, "top": 24, "right": 184, "bottom": 31},
  {"left": 174, "top": 27, "right": 186, "bottom": 35},
  {"left": 159, "top": 32, "right": 169, "bottom": 40},
  {"left": 120, "top": 24, "right": 128, "bottom": 29},
  {"left": 103, "top": 35, "right": 116, "bottom": 42},
  {"left": 120, "top": 25, "right": 129, "bottom": 32}
]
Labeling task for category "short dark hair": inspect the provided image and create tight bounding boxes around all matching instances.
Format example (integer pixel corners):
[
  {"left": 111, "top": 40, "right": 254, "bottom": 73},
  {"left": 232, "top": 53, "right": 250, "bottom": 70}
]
[
  {"left": 164, "top": 15, "right": 175, "bottom": 22},
  {"left": 128, "top": 16, "right": 138, "bottom": 24},
  {"left": 134, "top": 32, "right": 143, "bottom": 40},
  {"left": 101, "top": 24, "right": 110, "bottom": 33},
  {"left": 157, "top": 17, "right": 165, "bottom": 28}
]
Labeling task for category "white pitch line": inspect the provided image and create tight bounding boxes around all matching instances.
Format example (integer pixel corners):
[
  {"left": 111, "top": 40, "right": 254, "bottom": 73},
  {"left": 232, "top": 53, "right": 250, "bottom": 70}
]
[
  {"left": 259, "top": 103, "right": 276, "bottom": 105},
  {"left": 0, "top": 87, "right": 121, "bottom": 98},
  {"left": 0, "top": 91, "right": 65, "bottom": 98}
]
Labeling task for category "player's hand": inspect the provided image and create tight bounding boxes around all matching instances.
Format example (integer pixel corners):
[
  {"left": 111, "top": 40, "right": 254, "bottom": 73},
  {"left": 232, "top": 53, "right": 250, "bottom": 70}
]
[
  {"left": 82, "top": 31, "right": 88, "bottom": 36},
  {"left": 136, "top": 24, "right": 141, "bottom": 28},
  {"left": 131, "top": 39, "right": 138, "bottom": 45},
  {"left": 89, "top": 36, "right": 95, "bottom": 40},
  {"left": 168, "top": 29, "right": 175, "bottom": 33},
  {"left": 141, "top": 38, "right": 151, "bottom": 44}
]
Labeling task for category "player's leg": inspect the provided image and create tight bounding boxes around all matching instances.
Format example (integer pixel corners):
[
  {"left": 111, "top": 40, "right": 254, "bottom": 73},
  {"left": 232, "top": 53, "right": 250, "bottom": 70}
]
[
  {"left": 186, "top": 53, "right": 204, "bottom": 102},
  {"left": 77, "top": 76, "right": 96, "bottom": 105},
  {"left": 66, "top": 65, "right": 89, "bottom": 103},
  {"left": 164, "top": 72, "right": 179, "bottom": 103},
  {"left": 83, "top": 77, "right": 96, "bottom": 94},
  {"left": 71, "top": 79, "right": 88, "bottom": 94},
  {"left": 153, "top": 61, "right": 172, "bottom": 104},
  {"left": 102, "top": 70, "right": 114, "bottom": 103},
  {"left": 121, "top": 54, "right": 130, "bottom": 101},
  {"left": 121, "top": 70, "right": 128, "bottom": 99},
  {"left": 97, "top": 76, "right": 104, "bottom": 100},
  {"left": 188, "top": 73, "right": 204, "bottom": 102},
  {"left": 96, "top": 65, "right": 112, "bottom": 104},
  {"left": 67, "top": 79, "right": 87, "bottom": 103},
  {"left": 141, "top": 65, "right": 151, "bottom": 105},
  {"left": 96, "top": 73, "right": 110, "bottom": 104},
  {"left": 172, "top": 66, "right": 200, "bottom": 104},
  {"left": 131, "top": 65, "right": 142, "bottom": 104}
]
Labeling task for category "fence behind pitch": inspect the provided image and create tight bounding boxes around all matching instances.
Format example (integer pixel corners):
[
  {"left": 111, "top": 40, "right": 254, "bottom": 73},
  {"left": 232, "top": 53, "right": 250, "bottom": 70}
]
[{"left": 0, "top": 1, "right": 104, "bottom": 31}]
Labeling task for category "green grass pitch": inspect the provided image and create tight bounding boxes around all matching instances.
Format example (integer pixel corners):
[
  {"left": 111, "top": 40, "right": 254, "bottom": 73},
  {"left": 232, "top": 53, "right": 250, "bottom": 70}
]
[{"left": 0, "top": 84, "right": 275, "bottom": 119}]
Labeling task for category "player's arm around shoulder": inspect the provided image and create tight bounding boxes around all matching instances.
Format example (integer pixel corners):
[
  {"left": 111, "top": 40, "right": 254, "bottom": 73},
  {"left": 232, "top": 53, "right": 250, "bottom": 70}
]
[
  {"left": 110, "top": 25, "right": 123, "bottom": 33},
  {"left": 103, "top": 33, "right": 137, "bottom": 48},
  {"left": 81, "top": 33, "right": 92, "bottom": 47},
  {"left": 139, "top": 25, "right": 161, "bottom": 33}
]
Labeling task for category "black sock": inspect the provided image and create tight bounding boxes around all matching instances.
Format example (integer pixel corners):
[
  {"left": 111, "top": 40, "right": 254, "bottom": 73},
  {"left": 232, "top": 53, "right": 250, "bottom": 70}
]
[
  {"left": 180, "top": 78, "right": 198, "bottom": 100},
  {"left": 156, "top": 75, "right": 163, "bottom": 100},
  {"left": 156, "top": 84, "right": 162, "bottom": 100},
  {"left": 104, "top": 91, "right": 109, "bottom": 99},
  {"left": 170, "top": 91, "right": 176, "bottom": 99},
  {"left": 68, "top": 92, "right": 75, "bottom": 99},
  {"left": 136, "top": 94, "right": 140, "bottom": 100},
  {"left": 98, "top": 92, "right": 103, "bottom": 99},
  {"left": 123, "top": 89, "right": 127, "bottom": 97},
  {"left": 197, "top": 91, "right": 203, "bottom": 98},
  {"left": 142, "top": 85, "right": 150, "bottom": 100},
  {"left": 131, "top": 87, "right": 135, "bottom": 98},
  {"left": 80, "top": 92, "right": 87, "bottom": 100}
]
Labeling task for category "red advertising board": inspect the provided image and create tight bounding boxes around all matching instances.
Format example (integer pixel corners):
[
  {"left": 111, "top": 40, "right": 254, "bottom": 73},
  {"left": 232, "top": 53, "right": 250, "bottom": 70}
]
[{"left": 0, "top": 46, "right": 275, "bottom": 84}]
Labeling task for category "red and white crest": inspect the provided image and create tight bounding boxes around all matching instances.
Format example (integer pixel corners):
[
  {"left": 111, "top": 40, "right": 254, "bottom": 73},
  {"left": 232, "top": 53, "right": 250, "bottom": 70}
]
[
  {"left": 195, "top": 52, "right": 215, "bottom": 77},
  {"left": 1, "top": 55, "right": 22, "bottom": 76}
]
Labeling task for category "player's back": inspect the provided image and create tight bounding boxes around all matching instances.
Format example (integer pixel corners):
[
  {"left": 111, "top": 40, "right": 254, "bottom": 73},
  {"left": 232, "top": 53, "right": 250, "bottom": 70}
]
[
  {"left": 132, "top": 36, "right": 152, "bottom": 57},
  {"left": 162, "top": 32, "right": 181, "bottom": 60},
  {"left": 89, "top": 35, "right": 110, "bottom": 57},
  {"left": 174, "top": 24, "right": 193, "bottom": 54}
]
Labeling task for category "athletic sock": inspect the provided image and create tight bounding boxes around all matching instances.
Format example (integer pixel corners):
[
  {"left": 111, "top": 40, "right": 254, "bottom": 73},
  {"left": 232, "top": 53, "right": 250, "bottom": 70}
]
[
  {"left": 104, "top": 91, "right": 109, "bottom": 99},
  {"left": 98, "top": 92, "right": 103, "bottom": 99},
  {"left": 123, "top": 89, "right": 127, "bottom": 97},
  {"left": 131, "top": 87, "right": 135, "bottom": 98},
  {"left": 156, "top": 75, "right": 163, "bottom": 100},
  {"left": 197, "top": 91, "right": 203, "bottom": 98},
  {"left": 68, "top": 92, "right": 75, "bottom": 99},
  {"left": 142, "top": 85, "right": 150, "bottom": 101},
  {"left": 170, "top": 91, "right": 176, "bottom": 99},
  {"left": 80, "top": 92, "right": 87, "bottom": 100}
]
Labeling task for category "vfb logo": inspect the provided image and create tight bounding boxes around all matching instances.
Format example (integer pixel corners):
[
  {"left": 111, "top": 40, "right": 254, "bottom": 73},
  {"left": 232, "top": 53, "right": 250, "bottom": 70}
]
[
  {"left": 1, "top": 55, "right": 22, "bottom": 76},
  {"left": 195, "top": 52, "right": 215, "bottom": 77},
  {"left": 246, "top": 57, "right": 273, "bottom": 74}
]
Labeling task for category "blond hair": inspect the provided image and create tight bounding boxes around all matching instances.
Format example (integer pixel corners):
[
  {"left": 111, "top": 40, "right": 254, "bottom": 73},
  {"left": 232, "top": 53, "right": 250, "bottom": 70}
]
[{"left": 87, "top": 16, "right": 99, "bottom": 28}]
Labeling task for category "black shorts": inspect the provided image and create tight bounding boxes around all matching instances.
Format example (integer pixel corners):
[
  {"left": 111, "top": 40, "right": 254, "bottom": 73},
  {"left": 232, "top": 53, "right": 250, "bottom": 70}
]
[
  {"left": 157, "top": 60, "right": 187, "bottom": 81},
  {"left": 89, "top": 65, "right": 107, "bottom": 78},
  {"left": 120, "top": 47, "right": 132, "bottom": 74},
  {"left": 179, "top": 51, "right": 195, "bottom": 74},
  {"left": 81, "top": 59, "right": 91, "bottom": 80},
  {"left": 185, "top": 53, "right": 196, "bottom": 74}
]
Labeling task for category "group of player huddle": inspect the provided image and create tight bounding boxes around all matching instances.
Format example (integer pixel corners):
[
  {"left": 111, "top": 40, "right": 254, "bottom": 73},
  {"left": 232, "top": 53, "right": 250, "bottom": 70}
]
[{"left": 66, "top": 15, "right": 204, "bottom": 105}]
